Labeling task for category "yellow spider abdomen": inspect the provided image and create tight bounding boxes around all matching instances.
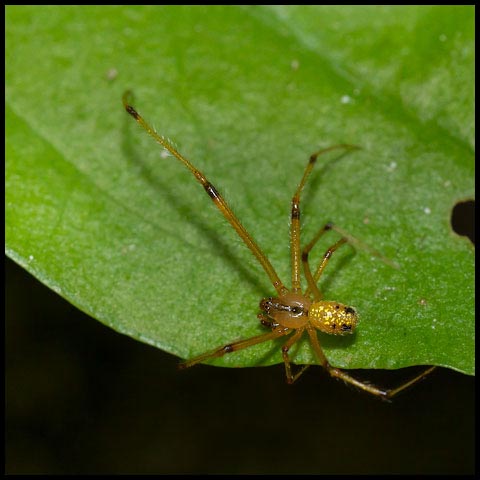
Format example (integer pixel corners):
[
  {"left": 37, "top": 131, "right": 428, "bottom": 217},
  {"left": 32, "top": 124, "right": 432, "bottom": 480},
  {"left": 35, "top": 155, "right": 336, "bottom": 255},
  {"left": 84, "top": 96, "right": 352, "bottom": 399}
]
[{"left": 309, "top": 301, "right": 358, "bottom": 335}]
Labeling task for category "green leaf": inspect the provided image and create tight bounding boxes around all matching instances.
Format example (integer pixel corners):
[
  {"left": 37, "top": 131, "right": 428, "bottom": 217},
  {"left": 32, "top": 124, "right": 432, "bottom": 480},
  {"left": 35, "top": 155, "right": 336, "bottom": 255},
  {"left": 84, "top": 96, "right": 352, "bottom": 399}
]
[{"left": 6, "top": 6, "right": 474, "bottom": 374}]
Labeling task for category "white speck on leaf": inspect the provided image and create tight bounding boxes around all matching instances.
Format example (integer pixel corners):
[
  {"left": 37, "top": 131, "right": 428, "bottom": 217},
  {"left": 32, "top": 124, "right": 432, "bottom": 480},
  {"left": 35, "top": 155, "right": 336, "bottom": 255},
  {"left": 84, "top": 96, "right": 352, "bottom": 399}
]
[
  {"left": 106, "top": 68, "right": 118, "bottom": 81},
  {"left": 386, "top": 161, "right": 397, "bottom": 172}
]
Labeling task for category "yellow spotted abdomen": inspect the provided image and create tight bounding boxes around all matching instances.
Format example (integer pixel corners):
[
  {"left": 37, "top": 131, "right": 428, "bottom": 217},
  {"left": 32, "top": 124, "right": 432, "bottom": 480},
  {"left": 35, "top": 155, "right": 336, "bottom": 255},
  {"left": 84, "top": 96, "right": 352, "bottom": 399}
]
[{"left": 309, "top": 301, "right": 358, "bottom": 335}]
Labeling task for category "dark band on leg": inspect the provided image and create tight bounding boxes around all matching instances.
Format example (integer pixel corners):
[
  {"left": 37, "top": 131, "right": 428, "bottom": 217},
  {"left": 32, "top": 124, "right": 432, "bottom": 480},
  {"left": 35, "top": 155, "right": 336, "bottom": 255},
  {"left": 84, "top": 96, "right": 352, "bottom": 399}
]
[
  {"left": 291, "top": 202, "right": 300, "bottom": 219},
  {"left": 204, "top": 182, "right": 220, "bottom": 201},
  {"left": 125, "top": 105, "right": 140, "bottom": 120}
]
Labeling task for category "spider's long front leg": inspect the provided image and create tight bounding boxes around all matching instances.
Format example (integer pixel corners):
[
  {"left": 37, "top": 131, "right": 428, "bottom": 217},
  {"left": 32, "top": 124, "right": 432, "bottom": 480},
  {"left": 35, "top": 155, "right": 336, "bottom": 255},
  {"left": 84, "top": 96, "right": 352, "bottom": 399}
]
[
  {"left": 178, "top": 327, "right": 291, "bottom": 369},
  {"left": 123, "top": 92, "right": 288, "bottom": 296},
  {"left": 306, "top": 326, "right": 436, "bottom": 400},
  {"left": 290, "top": 145, "right": 359, "bottom": 294}
]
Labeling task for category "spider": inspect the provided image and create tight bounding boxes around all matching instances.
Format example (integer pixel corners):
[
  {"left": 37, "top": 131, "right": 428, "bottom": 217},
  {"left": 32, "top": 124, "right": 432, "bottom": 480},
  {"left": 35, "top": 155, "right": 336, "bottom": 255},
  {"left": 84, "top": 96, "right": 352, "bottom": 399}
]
[{"left": 123, "top": 91, "right": 436, "bottom": 400}]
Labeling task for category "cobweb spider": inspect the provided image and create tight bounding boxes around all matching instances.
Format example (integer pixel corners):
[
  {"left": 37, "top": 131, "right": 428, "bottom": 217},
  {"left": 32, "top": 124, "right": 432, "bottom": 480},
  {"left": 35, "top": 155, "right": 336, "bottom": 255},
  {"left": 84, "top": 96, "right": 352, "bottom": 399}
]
[{"left": 123, "top": 91, "right": 436, "bottom": 400}]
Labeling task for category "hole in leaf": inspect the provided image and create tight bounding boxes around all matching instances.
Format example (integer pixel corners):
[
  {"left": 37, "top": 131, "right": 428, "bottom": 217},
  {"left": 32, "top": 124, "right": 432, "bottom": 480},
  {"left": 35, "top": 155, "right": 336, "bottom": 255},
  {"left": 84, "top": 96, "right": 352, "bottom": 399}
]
[{"left": 451, "top": 200, "right": 475, "bottom": 245}]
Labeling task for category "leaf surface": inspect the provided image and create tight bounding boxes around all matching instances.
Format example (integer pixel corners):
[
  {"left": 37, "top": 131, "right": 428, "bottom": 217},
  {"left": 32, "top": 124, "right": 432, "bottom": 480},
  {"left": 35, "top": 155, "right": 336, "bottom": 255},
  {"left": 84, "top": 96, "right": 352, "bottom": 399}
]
[{"left": 6, "top": 6, "right": 474, "bottom": 374}]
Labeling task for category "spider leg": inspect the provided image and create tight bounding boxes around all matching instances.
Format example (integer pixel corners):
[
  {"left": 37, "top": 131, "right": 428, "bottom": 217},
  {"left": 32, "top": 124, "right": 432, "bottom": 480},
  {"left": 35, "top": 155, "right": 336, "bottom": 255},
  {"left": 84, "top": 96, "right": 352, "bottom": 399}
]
[
  {"left": 123, "top": 91, "right": 288, "bottom": 296},
  {"left": 290, "top": 145, "right": 359, "bottom": 294},
  {"left": 380, "top": 366, "right": 437, "bottom": 399},
  {"left": 329, "top": 365, "right": 437, "bottom": 401},
  {"left": 257, "top": 313, "right": 276, "bottom": 328},
  {"left": 302, "top": 223, "right": 347, "bottom": 300},
  {"left": 306, "top": 326, "right": 436, "bottom": 400},
  {"left": 281, "top": 328, "right": 310, "bottom": 384},
  {"left": 178, "top": 327, "right": 291, "bottom": 369},
  {"left": 302, "top": 220, "right": 399, "bottom": 299}
]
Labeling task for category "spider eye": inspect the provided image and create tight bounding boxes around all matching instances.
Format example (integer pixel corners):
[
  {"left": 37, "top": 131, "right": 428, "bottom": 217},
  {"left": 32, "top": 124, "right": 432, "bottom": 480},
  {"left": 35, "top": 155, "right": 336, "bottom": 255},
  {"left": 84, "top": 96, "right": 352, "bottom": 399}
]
[{"left": 260, "top": 297, "right": 273, "bottom": 312}]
